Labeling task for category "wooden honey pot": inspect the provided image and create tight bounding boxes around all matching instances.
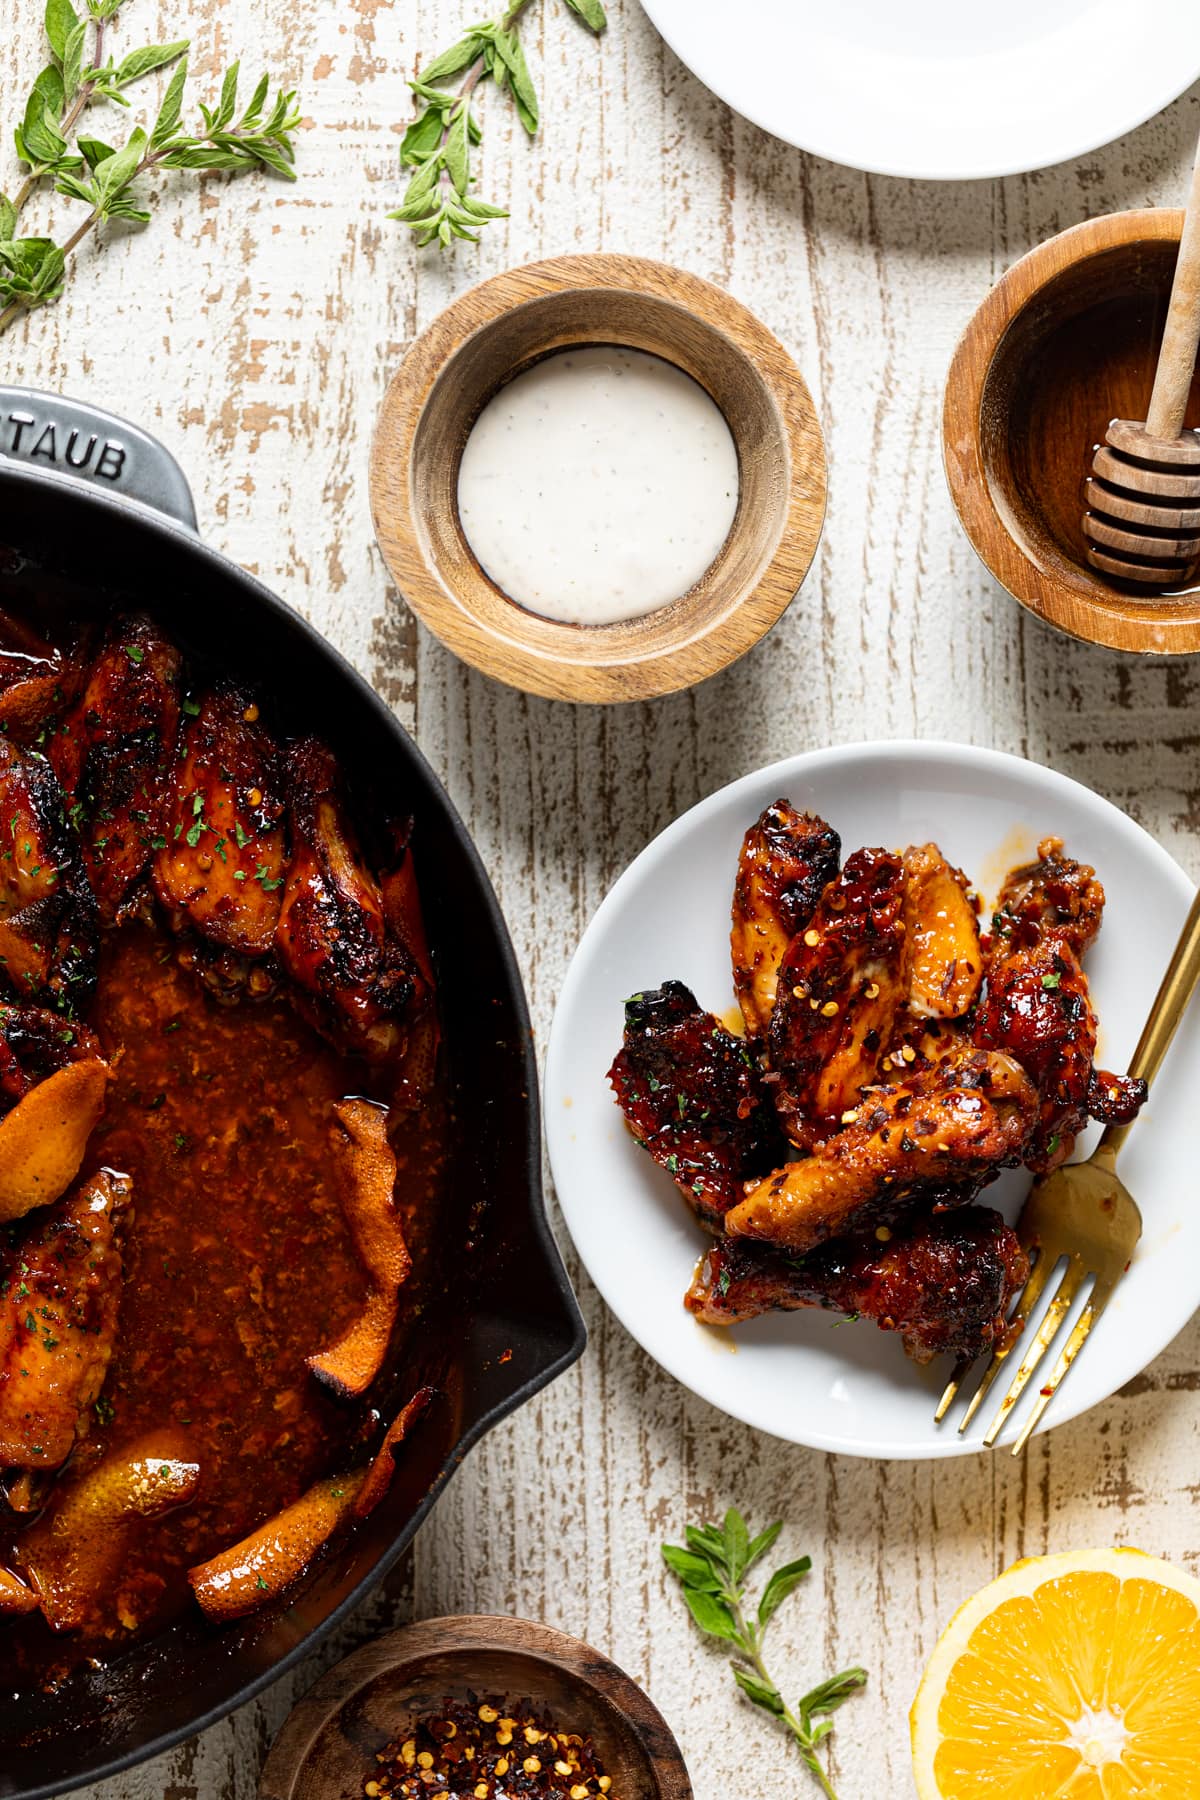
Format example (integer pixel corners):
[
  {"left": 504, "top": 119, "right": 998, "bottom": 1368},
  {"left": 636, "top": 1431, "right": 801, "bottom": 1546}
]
[{"left": 943, "top": 209, "right": 1200, "bottom": 655}]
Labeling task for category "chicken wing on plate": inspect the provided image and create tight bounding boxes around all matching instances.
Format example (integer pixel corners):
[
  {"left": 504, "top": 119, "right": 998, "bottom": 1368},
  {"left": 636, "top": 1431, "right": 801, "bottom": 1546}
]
[
  {"left": 686, "top": 1205, "right": 1027, "bottom": 1365},
  {"left": 608, "top": 980, "right": 786, "bottom": 1231},
  {"left": 0, "top": 1169, "right": 130, "bottom": 1475},
  {"left": 768, "top": 846, "right": 907, "bottom": 1142},
  {"left": 901, "top": 843, "right": 983, "bottom": 1019},
  {"left": 726, "top": 1049, "right": 1037, "bottom": 1253},
  {"left": 0, "top": 738, "right": 97, "bottom": 1010},
  {"left": 153, "top": 682, "right": 287, "bottom": 962},
  {"left": 974, "top": 839, "right": 1144, "bottom": 1171},
  {"left": 276, "top": 738, "right": 418, "bottom": 1064},
  {"left": 47, "top": 613, "right": 182, "bottom": 924},
  {"left": 730, "top": 801, "right": 840, "bottom": 1040}
]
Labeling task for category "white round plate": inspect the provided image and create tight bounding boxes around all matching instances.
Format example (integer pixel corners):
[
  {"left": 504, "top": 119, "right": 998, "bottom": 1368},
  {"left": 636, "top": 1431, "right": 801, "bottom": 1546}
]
[
  {"left": 544, "top": 742, "right": 1200, "bottom": 1458},
  {"left": 637, "top": 0, "right": 1200, "bottom": 181}
]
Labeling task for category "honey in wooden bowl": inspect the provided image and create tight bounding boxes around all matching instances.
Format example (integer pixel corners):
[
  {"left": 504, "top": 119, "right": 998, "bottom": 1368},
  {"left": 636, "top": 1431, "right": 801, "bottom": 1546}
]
[{"left": 944, "top": 209, "right": 1200, "bottom": 654}]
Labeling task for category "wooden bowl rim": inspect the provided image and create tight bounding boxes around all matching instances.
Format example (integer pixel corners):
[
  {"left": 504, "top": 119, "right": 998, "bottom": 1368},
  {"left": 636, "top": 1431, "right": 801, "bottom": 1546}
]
[
  {"left": 942, "top": 205, "right": 1200, "bottom": 656},
  {"left": 257, "top": 1614, "right": 693, "bottom": 1800},
  {"left": 369, "top": 253, "right": 826, "bottom": 703}
]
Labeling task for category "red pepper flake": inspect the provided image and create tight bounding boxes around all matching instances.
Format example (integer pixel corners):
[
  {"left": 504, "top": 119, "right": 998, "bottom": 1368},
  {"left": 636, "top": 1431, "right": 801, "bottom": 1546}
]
[{"left": 367, "top": 1696, "right": 616, "bottom": 1800}]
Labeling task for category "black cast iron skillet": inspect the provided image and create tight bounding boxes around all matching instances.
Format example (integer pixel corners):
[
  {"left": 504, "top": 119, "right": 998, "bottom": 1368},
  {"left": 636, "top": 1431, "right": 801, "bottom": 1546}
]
[{"left": 0, "top": 387, "right": 585, "bottom": 1800}]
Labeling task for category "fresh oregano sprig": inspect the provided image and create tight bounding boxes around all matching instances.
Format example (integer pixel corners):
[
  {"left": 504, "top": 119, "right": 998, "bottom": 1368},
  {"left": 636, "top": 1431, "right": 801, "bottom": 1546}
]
[
  {"left": 662, "top": 1509, "right": 867, "bottom": 1800},
  {"left": 393, "top": 0, "right": 606, "bottom": 249},
  {"left": 0, "top": 0, "right": 301, "bottom": 336}
]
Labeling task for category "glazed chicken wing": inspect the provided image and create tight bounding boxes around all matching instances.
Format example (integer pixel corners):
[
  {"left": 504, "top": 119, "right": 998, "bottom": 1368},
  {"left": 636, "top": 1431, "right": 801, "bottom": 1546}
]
[
  {"left": 730, "top": 801, "right": 840, "bottom": 1039},
  {"left": 989, "top": 837, "right": 1104, "bottom": 959},
  {"left": 276, "top": 738, "right": 417, "bottom": 1062},
  {"left": 0, "top": 738, "right": 97, "bottom": 1010},
  {"left": 726, "top": 1049, "right": 1037, "bottom": 1252},
  {"left": 0, "top": 607, "right": 84, "bottom": 743},
  {"left": 901, "top": 843, "right": 983, "bottom": 1018},
  {"left": 47, "top": 612, "right": 182, "bottom": 924},
  {"left": 686, "top": 1205, "right": 1027, "bottom": 1365},
  {"left": 0, "top": 1169, "right": 130, "bottom": 1474},
  {"left": 768, "top": 846, "right": 907, "bottom": 1140},
  {"left": 608, "top": 981, "right": 786, "bottom": 1231},
  {"left": 974, "top": 840, "right": 1144, "bottom": 1170},
  {"left": 153, "top": 683, "right": 287, "bottom": 959}
]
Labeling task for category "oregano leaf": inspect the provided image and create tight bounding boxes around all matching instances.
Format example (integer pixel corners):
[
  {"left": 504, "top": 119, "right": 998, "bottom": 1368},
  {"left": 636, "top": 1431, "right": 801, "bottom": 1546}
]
[
  {"left": 758, "top": 1556, "right": 813, "bottom": 1628},
  {"left": 562, "top": 0, "right": 607, "bottom": 29},
  {"left": 114, "top": 40, "right": 189, "bottom": 88},
  {"left": 44, "top": 0, "right": 81, "bottom": 62}
]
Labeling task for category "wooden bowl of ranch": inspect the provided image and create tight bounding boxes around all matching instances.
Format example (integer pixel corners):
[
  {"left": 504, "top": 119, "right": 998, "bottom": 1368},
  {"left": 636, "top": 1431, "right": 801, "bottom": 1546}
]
[
  {"left": 258, "top": 1615, "right": 693, "bottom": 1800},
  {"left": 944, "top": 208, "right": 1200, "bottom": 655},
  {"left": 370, "top": 254, "right": 826, "bottom": 704}
]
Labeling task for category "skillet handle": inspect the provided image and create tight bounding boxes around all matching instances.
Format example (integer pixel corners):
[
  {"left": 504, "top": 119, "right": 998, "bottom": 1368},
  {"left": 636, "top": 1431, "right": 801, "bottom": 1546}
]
[{"left": 0, "top": 385, "right": 197, "bottom": 531}]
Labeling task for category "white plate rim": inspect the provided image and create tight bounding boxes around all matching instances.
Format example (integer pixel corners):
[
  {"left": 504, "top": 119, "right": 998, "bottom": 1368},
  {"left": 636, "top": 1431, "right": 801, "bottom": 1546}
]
[
  {"left": 635, "top": 0, "right": 1200, "bottom": 182},
  {"left": 544, "top": 738, "right": 1198, "bottom": 1459}
]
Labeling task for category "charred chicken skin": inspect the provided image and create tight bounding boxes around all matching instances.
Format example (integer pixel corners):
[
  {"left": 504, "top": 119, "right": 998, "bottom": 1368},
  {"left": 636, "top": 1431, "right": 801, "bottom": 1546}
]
[
  {"left": 686, "top": 1206, "right": 1027, "bottom": 1365},
  {"left": 768, "top": 846, "right": 907, "bottom": 1140},
  {"left": 731, "top": 801, "right": 841, "bottom": 1040},
  {"left": 974, "top": 839, "right": 1144, "bottom": 1170},
  {"left": 154, "top": 683, "right": 286, "bottom": 959},
  {"left": 276, "top": 738, "right": 417, "bottom": 1063},
  {"left": 608, "top": 981, "right": 785, "bottom": 1231},
  {"left": 0, "top": 1170, "right": 130, "bottom": 1474},
  {"left": 726, "top": 1049, "right": 1037, "bottom": 1252},
  {"left": 0, "top": 738, "right": 97, "bottom": 1011},
  {"left": 47, "top": 613, "right": 182, "bottom": 925},
  {"left": 0, "top": 1004, "right": 103, "bottom": 1115}
]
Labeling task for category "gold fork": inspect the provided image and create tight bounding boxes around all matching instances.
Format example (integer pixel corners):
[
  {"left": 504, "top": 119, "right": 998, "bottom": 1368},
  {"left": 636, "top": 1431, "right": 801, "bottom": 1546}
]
[{"left": 936, "top": 885, "right": 1200, "bottom": 1455}]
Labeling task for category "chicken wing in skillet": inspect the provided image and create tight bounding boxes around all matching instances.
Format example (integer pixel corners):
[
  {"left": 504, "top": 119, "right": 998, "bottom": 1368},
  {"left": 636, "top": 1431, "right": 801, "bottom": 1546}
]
[
  {"left": 725, "top": 1049, "right": 1037, "bottom": 1252},
  {"left": 686, "top": 1205, "right": 1027, "bottom": 1365},
  {"left": 768, "top": 846, "right": 908, "bottom": 1144},
  {"left": 47, "top": 612, "right": 182, "bottom": 925},
  {"left": 608, "top": 981, "right": 786, "bottom": 1232},
  {"left": 153, "top": 682, "right": 287, "bottom": 964},
  {"left": 0, "top": 1169, "right": 130, "bottom": 1476},
  {"left": 0, "top": 607, "right": 84, "bottom": 742},
  {"left": 730, "top": 801, "right": 840, "bottom": 1040},
  {"left": 276, "top": 738, "right": 418, "bottom": 1063},
  {"left": 973, "top": 839, "right": 1144, "bottom": 1171},
  {"left": 0, "top": 738, "right": 97, "bottom": 1011}
]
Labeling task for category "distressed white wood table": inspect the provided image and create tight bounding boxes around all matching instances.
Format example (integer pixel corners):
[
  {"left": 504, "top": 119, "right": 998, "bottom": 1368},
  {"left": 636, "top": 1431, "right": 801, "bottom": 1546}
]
[{"left": 5, "top": 3, "right": 1200, "bottom": 1794}]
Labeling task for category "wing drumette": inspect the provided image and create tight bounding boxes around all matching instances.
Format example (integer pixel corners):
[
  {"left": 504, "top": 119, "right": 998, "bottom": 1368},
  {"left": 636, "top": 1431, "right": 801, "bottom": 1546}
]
[
  {"left": 687, "top": 1206, "right": 1027, "bottom": 1365},
  {"left": 730, "top": 801, "right": 840, "bottom": 1039},
  {"left": 46, "top": 612, "right": 182, "bottom": 924},
  {"left": 608, "top": 981, "right": 786, "bottom": 1231},
  {"left": 768, "top": 846, "right": 907, "bottom": 1143},
  {"left": 153, "top": 683, "right": 287, "bottom": 962},
  {"left": 276, "top": 738, "right": 417, "bottom": 1063},
  {"left": 726, "top": 1049, "right": 1037, "bottom": 1252},
  {"left": 974, "top": 838, "right": 1144, "bottom": 1170},
  {"left": 0, "top": 739, "right": 97, "bottom": 1010}
]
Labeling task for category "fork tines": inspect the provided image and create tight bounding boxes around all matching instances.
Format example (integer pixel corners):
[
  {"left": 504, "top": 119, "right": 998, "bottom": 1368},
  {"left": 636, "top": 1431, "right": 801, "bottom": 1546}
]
[{"left": 935, "top": 1246, "right": 1115, "bottom": 1454}]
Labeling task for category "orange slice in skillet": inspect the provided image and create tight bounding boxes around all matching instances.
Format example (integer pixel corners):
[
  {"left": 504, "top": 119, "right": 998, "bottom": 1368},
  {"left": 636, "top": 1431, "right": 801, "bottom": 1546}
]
[{"left": 910, "top": 1547, "right": 1200, "bottom": 1798}]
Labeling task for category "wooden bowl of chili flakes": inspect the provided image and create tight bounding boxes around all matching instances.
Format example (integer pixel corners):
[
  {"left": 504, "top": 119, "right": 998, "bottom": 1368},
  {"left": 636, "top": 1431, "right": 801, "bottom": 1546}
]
[{"left": 258, "top": 1615, "right": 692, "bottom": 1800}]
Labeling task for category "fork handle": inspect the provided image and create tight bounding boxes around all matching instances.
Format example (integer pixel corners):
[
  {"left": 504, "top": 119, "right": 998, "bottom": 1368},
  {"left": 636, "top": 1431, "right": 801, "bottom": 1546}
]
[{"left": 1101, "top": 884, "right": 1200, "bottom": 1157}]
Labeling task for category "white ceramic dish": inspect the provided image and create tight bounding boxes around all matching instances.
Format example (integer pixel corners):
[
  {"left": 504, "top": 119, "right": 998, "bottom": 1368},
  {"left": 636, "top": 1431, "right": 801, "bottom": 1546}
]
[
  {"left": 544, "top": 741, "right": 1200, "bottom": 1459},
  {"left": 636, "top": 0, "right": 1200, "bottom": 181}
]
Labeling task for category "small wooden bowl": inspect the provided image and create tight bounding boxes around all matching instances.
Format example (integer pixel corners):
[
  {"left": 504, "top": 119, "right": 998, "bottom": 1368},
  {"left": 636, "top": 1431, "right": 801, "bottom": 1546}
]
[
  {"left": 370, "top": 254, "right": 826, "bottom": 703},
  {"left": 258, "top": 1616, "right": 693, "bottom": 1800},
  {"left": 944, "top": 208, "right": 1200, "bottom": 655}
]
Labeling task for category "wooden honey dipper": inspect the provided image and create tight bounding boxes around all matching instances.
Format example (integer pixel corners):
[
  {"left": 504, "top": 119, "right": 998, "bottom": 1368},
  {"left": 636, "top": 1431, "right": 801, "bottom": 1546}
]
[{"left": 1083, "top": 134, "right": 1200, "bottom": 589}]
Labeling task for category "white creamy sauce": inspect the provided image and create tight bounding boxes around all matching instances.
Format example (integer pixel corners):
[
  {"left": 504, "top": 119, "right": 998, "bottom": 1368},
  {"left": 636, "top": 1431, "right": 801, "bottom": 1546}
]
[{"left": 456, "top": 345, "right": 740, "bottom": 627}]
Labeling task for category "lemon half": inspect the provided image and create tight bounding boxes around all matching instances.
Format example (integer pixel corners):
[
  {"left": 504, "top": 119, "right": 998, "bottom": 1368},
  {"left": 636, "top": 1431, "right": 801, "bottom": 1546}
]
[{"left": 911, "top": 1547, "right": 1200, "bottom": 1799}]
